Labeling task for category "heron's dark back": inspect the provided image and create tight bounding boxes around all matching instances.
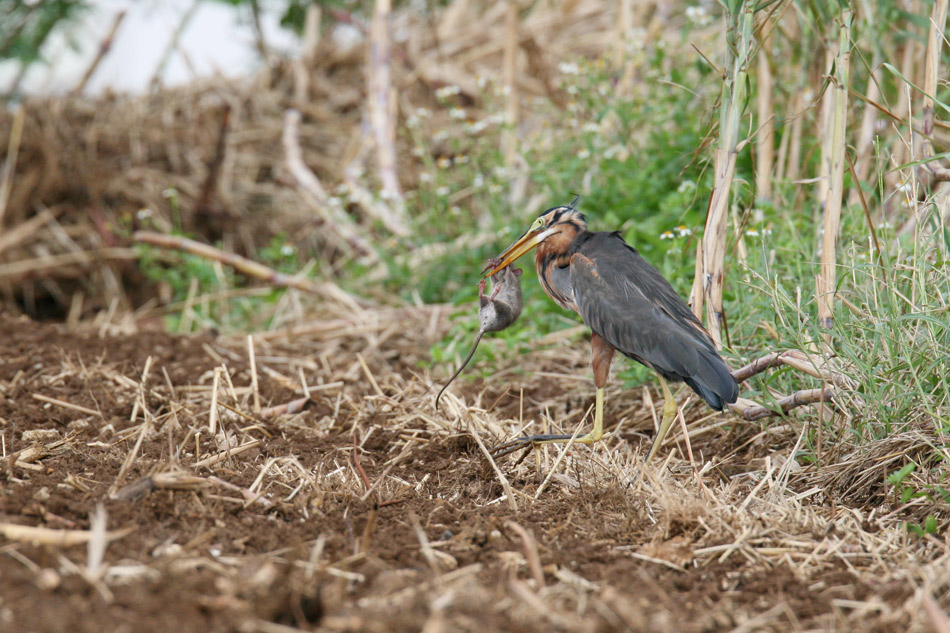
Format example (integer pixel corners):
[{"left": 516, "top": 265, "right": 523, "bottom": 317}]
[{"left": 569, "top": 231, "right": 738, "bottom": 410}]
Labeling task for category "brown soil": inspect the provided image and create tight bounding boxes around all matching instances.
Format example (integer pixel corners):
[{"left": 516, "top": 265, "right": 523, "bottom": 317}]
[{"left": 0, "top": 311, "right": 941, "bottom": 633}]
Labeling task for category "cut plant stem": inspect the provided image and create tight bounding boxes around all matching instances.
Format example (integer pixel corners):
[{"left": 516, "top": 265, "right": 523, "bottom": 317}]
[
  {"left": 695, "top": 0, "right": 754, "bottom": 346},
  {"left": 816, "top": 9, "right": 851, "bottom": 339}
]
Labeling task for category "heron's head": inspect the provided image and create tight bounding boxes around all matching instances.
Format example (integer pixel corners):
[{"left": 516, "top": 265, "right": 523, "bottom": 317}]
[{"left": 483, "top": 197, "right": 587, "bottom": 277}]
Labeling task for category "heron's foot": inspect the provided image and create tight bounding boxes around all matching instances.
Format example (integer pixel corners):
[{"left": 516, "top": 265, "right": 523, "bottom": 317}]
[{"left": 489, "top": 432, "right": 602, "bottom": 459}]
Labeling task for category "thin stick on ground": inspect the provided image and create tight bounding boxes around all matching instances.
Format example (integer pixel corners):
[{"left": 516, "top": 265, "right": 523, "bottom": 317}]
[
  {"left": 31, "top": 394, "right": 100, "bottom": 418},
  {"left": 247, "top": 335, "right": 261, "bottom": 413},
  {"left": 504, "top": 520, "right": 545, "bottom": 588}
]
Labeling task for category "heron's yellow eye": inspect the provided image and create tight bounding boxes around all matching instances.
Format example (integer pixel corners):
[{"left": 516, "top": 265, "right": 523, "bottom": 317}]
[{"left": 530, "top": 217, "right": 545, "bottom": 231}]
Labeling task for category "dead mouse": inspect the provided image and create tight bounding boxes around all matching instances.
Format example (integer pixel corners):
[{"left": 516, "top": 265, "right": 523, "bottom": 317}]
[{"left": 435, "top": 264, "right": 523, "bottom": 410}]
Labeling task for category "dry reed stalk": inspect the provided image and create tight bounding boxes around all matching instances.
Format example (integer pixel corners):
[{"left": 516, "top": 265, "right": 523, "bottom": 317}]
[
  {"left": 281, "top": 109, "right": 382, "bottom": 254},
  {"left": 209, "top": 367, "right": 222, "bottom": 436},
  {"left": 502, "top": 0, "right": 520, "bottom": 167},
  {"left": 816, "top": 9, "right": 851, "bottom": 337},
  {"left": 0, "top": 104, "right": 24, "bottom": 227},
  {"left": 72, "top": 10, "right": 126, "bottom": 95},
  {"left": 755, "top": 25, "right": 774, "bottom": 200},
  {"left": 367, "top": 0, "right": 406, "bottom": 212},
  {"left": 784, "top": 91, "right": 804, "bottom": 183},
  {"left": 694, "top": 1, "right": 754, "bottom": 346},
  {"left": 917, "top": 0, "right": 949, "bottom": 187},
  {"left": 247, "top": 334, "right": 261, "bottom": 413},
  {"left": 292, "top": 4, "right": 322, "bottom": 103},
  {"left": 815, "top": 41, "right": 837, "bottom": 212}
]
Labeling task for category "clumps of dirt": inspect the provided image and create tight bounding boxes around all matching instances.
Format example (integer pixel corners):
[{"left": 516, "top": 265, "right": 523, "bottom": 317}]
[{"left": 0, "top": 311, "right": 947, "bottom": 632}]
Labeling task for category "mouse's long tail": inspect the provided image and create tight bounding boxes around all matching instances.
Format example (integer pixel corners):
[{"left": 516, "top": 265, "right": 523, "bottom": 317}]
[{"left": 435, "top": 332, "right": 484, "bottom": 410}]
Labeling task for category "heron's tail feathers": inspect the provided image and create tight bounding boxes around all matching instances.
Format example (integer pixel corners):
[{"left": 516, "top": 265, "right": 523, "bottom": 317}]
[{"left": 683, "top": 348, "right": 738, "bottom": 411}]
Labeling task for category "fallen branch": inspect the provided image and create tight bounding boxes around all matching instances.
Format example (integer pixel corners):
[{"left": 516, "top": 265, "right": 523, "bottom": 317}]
[
  {"left": 727, "top": 349, "right": 854, "bottom": 421},
  {"left": 732, "top": 349, "right": 856, "bottom": 388},
  {"left": 133, "top": 231, "right": 321, "bottom": 294},
  {"left": 730, "top": 387, "right": 837, "bottom": 421}
]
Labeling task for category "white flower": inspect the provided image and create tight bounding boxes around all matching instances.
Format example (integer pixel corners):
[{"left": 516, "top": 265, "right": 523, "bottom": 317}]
[
  {"left": 582, "top": 122, "right": 600, "bottom": 134},
  {"left": 660, "top": 231, "right": 674, "bottom": 240},
  {"left": 436, "top": 186, "right": 451, "bottom": 196},
  {"left": 473, "top": 174, "right": 484, "bottom": 188},
  {"left": 566, "top": 85, "right": 578, "bottom": 95},
  {"left": 675, "top": 225, "right": 691, "bottom": 237},
  {"left": 558, "top": 61, "right": 580, "bottom": 75},
  {"left": 465, "top": 119, "right": 488, "bottom": 134},
  {"left": 577, "top": 148, "right": 590, "bottom": 159},
  {"left": 476, "top": 75, "right": 488, "bottom": 89},
  {"left": 280, "top": 244, "right": 295, "bottom": 256},
  {"left": 745, "top": 229, "right": 759, "bottom": 237},
  {"left": 136, "top": 208, "right": 153, "bottom": 220},
  {"left": 436, "top": 157, "right": 452, "bottom": 169},
  {"left": 435, "top": 85, "right": 461, "bottom": 99},
  {"left": 449, "top": 107, "right": 467, "bottom": 120},
  {"left": 419, "top": 172, "right": 433, "bottom": 183},
  {"left": 685, "top": 5, "right": 710, "bottom": 25},
  {"left": 433, "top": 130, "right": 449, "bottom": 142},
  {"left": 455, "top": 154, "right": 469, "bottom": 164},
  {"left": 489, "top": 184, "right": 502, "bottom": 194},
  {"left": 411, "top": 146, "right": 424, "bottom": 157},
  {"left": 328, "top": 196, "right": 343, "bottom": 207}
]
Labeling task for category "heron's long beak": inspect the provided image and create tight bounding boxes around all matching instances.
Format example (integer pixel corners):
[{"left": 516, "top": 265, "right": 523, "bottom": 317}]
[{"left": 482, "top": 227, "right": 556, "bottom": 278}]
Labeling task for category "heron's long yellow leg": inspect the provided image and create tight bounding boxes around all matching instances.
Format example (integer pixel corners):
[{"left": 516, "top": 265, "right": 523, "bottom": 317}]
[
  {"left": 491, "top": 334, "right": 613, "bottom": 459},
  {"left": 645, "top": 376, "right": 678, "bottom": 464}
]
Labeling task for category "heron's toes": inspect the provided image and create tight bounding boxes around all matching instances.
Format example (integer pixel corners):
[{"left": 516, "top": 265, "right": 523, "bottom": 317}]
[{"left": 488, "top": 433, "right": 577, "bottom": 459}]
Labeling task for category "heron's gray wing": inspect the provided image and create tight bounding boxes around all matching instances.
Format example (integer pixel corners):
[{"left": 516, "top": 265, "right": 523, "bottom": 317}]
[{"left": 570, "top": 232, "right": 737, "bottom": 409}]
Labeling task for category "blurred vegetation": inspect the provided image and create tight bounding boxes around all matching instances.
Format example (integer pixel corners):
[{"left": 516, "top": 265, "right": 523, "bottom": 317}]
[{"left": 0, "top": 0, "right": 88, "bottom": 64}]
